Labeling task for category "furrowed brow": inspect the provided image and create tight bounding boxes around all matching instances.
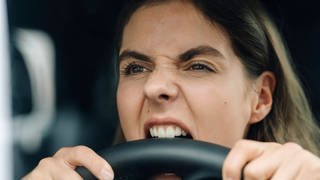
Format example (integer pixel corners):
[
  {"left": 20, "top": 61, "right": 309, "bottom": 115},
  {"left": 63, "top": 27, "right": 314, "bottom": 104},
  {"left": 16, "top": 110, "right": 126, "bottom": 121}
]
[
  {"left": 118, "top": 50, "right": 152, "bottom": 63},
  {"left": 178, "top": 45, "right": 225, "bottom": 62}
]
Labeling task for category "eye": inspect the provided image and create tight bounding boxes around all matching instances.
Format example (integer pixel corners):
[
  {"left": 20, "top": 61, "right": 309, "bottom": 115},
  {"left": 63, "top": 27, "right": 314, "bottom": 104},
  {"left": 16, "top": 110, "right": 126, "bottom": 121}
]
[
  {"left": 121, "top": 62, "right": 149, "bottom": 75},
  {"left": 187, "top": 62, "right": 215, "bottom": 72}
]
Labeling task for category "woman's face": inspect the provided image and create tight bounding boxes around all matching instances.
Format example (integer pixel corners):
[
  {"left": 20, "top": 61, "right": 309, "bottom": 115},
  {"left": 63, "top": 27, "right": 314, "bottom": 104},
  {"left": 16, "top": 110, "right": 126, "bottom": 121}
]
[{"left": 117, "top": 1, "right": 260, "bottom": 147}]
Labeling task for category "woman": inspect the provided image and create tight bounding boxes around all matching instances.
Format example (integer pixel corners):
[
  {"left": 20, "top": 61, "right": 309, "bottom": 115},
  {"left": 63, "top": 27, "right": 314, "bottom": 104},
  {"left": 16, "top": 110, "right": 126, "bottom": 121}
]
[{"left": 24, "top": 0, "right": 320, "bottom": 179}]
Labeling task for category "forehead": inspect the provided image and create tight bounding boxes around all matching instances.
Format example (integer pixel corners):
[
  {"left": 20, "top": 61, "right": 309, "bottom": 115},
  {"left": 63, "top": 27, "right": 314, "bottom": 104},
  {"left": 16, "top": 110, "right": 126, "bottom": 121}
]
[{"left": 120, "top": 1, "right": 233, "bottom": 59}]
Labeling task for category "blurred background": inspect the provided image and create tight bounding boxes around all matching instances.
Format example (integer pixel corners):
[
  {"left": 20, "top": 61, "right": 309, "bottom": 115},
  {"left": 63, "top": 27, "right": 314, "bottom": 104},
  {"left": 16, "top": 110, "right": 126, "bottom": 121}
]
[{"left": 5, "top": 0, "right": 320, "bottom": 179}]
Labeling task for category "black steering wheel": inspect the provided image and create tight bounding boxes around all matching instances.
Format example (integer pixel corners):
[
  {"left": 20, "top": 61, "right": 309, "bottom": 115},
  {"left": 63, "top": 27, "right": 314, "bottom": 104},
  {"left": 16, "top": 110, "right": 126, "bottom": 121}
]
[{"left": 80, "top": 138, "right": 229, "bottom": 179}]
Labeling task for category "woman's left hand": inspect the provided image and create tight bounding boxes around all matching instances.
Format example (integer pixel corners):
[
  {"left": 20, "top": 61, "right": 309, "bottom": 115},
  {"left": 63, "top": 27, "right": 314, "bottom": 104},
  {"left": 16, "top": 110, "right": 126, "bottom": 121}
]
[{"left": 223, "top": 139, "right": 320, "bottom": 180}]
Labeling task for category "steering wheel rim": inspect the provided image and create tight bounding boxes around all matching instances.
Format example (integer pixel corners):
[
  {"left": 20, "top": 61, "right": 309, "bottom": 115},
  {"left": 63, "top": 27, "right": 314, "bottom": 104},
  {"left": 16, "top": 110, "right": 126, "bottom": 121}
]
[{"left": 99, "top": 138, "right": 229, "bottom": 180}]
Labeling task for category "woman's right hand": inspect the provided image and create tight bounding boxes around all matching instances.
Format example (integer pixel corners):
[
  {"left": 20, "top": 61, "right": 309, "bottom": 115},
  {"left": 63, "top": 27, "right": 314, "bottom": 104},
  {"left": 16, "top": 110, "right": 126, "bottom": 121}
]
[{"left": 22, "top": 145, "right": 114, "bottom": 180}]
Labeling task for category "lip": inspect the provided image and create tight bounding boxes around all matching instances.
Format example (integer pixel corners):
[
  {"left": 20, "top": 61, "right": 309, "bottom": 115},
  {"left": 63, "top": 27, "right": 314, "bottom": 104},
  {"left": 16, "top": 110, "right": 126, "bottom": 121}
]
[{"left": 144, "top": 117, "right": 193, "bottom": 138}]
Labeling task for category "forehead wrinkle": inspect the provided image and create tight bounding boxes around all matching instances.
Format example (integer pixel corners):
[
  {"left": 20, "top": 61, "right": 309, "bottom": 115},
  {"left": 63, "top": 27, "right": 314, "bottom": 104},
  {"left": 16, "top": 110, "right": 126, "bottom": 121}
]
[
  {"left": 154, "top": 54, "right": 176, "bottom": 62},
  {"left": 153, "top": 57, "right": 179, "bottom": 73}
]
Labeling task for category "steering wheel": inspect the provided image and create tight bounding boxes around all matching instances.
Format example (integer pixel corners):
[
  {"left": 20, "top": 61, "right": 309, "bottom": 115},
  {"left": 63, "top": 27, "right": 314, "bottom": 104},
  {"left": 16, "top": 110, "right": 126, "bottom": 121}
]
[{"left": 79, "top": 138, "right": 229, "bottom": 180}]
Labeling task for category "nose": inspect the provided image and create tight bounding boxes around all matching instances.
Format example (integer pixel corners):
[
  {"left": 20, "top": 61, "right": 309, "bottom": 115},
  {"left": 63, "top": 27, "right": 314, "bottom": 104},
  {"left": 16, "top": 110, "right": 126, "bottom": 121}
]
[{"left": 143, "top": 69, "right": 178, "bottom": 104}]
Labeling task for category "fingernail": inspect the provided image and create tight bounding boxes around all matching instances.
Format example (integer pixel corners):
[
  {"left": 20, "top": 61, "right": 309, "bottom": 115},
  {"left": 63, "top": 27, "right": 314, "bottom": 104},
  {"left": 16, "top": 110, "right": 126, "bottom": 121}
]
[{"left": 100, "top": 169, "right": 114, "bottom": 180}]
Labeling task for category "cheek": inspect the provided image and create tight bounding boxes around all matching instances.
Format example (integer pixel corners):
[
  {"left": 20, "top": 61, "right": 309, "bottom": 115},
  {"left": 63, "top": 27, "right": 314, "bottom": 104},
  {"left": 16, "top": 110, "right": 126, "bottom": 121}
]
[
  {"left": 187, "top": 83, "right": 241, "bottom": 125},
  {"left": 117, "top": 82, "right": 144, "bottom": 139},
  {"left": 183, "top": 78, "right": 252, "bottom": 146}
]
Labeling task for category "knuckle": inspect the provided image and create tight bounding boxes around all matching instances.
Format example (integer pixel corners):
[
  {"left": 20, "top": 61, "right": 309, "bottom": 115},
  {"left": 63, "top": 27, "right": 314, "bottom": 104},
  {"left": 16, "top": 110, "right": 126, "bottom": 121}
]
[
  {"left": 243, "top": 164, "right": 261, "bottom": 179},
  {"left": 55, "top": 147, "right": 70, "bottom": 156},
  {"left": 38, "top": 157, "right": 54, "bottom": 168},
  {"left": 55, "top": 145, "right": 92, "bottom": 159},
  {"left": 73, "top": 145, "right": 91, "bottom": 152},
  {"left": 223, "top": 160, "right": 239, "bottom": 178},
  {"left": 283, "top": 142, "right": 302, "bottom": 151},
  {"left": 265, "top": 142, "right": 281, "bottom": 151},
  {"left": 72, "top": 145, "right": 92, "bottom": 159},
  {"left": 268, "top": 142, "right": 281, "bottom": 148},
  {"left": 234, "top": 139, "right": 248, "bottom": 149},
  {"left": 73, "top": 145, "right": 91, "bottom": 154}
]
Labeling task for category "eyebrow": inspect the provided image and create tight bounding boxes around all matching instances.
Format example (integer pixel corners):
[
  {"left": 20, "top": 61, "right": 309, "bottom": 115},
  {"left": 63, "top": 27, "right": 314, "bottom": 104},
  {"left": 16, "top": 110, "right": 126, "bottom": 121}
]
[
  {"left": 118, "top": 45, "right": 224, "bottom": 63},
  {"left": 178, "top": 45, "right": 224, "bottom": 62},
  {"left": 119, "top": 50, "right": 152, "bottom": 63}
]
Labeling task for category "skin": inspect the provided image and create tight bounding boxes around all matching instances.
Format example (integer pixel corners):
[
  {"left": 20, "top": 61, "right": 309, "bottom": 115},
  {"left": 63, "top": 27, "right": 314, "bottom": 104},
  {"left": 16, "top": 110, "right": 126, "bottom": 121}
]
[
  {"left": 117, "top": 1, "right": 258, "bottom": 147},
  {"left": 24, "top": 1, "right": 320, "bottom": 180}
]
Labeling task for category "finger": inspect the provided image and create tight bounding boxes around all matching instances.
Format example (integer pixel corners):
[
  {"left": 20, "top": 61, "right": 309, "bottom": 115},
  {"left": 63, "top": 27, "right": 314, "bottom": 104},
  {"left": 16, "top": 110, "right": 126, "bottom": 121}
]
[
  {"left": 273, "top": 146, "right": 319, "bottom": 180},
  {"left": 54, "top": 145, "right": 114, "bottom": 180},
  {"left": 295, "top": 156, "right": 320, "bottom": 180},
  {"left": 243, "top": 142, "right": 300, "bottom": 179},
  {"left": 23, "top": 157, "right": 83, "bottom": 180},
  {"left": 47, "top": 158, "right": 83, "bottom": 180},
  {"left": 270, "top": 156, "right": 301, "bottom": 180},
  {"left": 222, "top": 139, "right": 276, "bottom": 180}
]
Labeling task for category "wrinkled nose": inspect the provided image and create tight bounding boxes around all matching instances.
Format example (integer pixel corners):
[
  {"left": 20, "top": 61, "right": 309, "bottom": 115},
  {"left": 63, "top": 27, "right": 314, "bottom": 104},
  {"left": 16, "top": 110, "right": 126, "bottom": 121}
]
[{"left": 143, "top": 69, "right": 178, "bottom": 104}]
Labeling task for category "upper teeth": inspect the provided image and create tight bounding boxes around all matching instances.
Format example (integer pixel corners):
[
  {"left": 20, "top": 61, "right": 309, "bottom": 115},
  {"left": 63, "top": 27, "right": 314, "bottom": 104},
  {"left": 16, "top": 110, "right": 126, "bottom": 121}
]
[{"left": 149, "top": 125, "right": 188, "bottom": 138}]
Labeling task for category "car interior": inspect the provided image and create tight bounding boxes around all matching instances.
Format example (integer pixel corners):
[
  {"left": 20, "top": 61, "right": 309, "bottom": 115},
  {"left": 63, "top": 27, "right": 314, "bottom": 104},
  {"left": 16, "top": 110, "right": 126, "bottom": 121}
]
[{"left": 5, "top": 0, "right": 320, "bottom": 179}]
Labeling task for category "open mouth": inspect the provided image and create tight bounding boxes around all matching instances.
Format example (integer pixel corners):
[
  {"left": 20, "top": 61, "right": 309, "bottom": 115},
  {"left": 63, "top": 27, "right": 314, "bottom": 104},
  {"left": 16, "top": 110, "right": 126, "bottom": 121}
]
[
  {"left": 144, "top": 124, "right": 191, "bottom": 180},
  {"left": 146, "top": 125, "right": 193, "bottom": 139}
]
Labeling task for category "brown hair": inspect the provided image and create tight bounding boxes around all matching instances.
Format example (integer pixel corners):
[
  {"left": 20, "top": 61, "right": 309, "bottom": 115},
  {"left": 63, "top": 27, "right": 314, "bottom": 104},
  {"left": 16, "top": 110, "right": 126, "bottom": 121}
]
[{"left": 114, "top": 0, "right": 320, "bottom": 156}]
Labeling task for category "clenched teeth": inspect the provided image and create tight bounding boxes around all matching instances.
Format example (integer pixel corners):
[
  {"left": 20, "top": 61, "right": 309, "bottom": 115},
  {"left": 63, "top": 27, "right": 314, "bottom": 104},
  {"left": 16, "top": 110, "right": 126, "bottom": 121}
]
[{"left": 149, "top": 125, "right": 188, "bottom": 138}]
